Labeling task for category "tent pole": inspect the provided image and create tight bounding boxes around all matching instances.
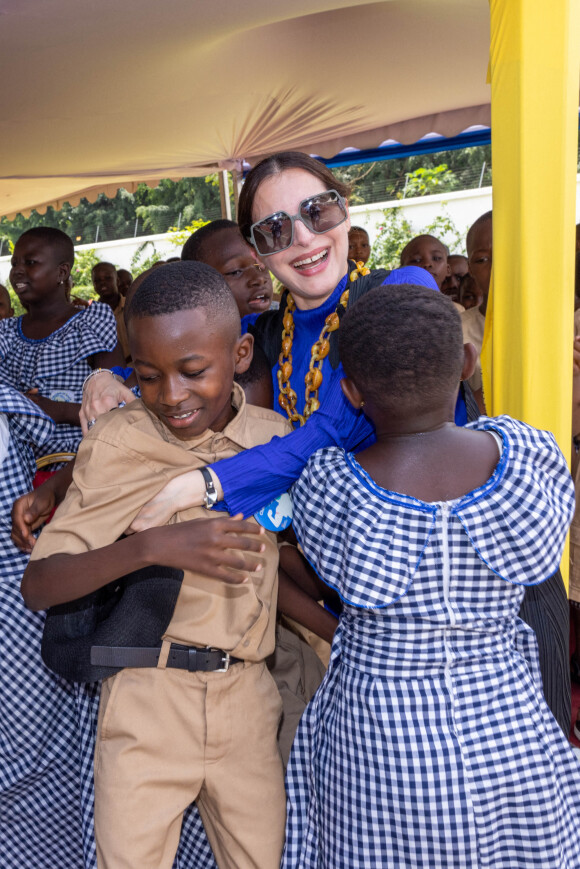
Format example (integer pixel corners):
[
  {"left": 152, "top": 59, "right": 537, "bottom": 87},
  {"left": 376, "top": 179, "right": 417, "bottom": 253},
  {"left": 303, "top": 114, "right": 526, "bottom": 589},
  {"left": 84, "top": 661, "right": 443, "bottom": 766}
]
[
  {"left": 219, "top": 170, "right": 232, "bottom": 220},
  {"left": 232, "top": 169, "right": 242, "bottom": 221}
]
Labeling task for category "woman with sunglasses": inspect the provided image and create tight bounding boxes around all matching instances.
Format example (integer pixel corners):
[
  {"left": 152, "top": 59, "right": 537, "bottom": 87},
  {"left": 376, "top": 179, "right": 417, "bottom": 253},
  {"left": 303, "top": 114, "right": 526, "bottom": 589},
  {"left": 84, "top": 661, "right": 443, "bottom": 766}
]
[{"left": 80, "top": 151, "right": 463, "bottom": 526}]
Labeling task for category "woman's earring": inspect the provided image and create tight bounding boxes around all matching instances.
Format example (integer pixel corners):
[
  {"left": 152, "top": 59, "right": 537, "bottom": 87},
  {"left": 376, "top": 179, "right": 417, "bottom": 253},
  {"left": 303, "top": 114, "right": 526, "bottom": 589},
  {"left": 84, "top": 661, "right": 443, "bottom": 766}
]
[{"left": 360, "top": 400, "right": 365, "bottom": 408}]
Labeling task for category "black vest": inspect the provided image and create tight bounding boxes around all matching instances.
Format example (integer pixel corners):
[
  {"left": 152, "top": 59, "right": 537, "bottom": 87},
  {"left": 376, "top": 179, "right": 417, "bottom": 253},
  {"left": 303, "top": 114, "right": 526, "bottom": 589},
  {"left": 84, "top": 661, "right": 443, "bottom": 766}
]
[{"left": 248, "top": 269, "right": 389, "bottom": 371}]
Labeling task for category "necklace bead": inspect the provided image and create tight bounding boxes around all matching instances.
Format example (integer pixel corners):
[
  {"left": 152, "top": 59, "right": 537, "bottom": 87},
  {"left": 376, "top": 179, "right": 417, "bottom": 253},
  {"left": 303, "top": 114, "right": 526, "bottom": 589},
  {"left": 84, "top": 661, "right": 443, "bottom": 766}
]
[{"left": 277, "top": 286, "right": 349, "bottom": 426}]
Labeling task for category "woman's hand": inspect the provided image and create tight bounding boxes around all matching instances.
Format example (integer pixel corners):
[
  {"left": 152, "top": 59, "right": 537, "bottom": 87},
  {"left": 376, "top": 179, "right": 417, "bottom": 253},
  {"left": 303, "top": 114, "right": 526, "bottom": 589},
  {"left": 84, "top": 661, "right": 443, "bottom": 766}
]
[
  {"left": 127, "top": 469, "right": 222, "bottom": 533},
  {"left": 145, "top": 514, "right": 266, "bottom": 584},
  {"left": 80, "top": 371, "right": 134, "bottom": 435}
]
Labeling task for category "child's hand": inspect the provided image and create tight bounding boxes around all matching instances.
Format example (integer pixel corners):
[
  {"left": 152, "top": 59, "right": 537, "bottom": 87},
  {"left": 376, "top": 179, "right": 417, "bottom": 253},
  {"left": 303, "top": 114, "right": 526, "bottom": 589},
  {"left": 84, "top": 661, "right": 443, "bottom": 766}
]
[
  {"left": 127, "top": 469, "right": 219, "bottom": 533},
  {"left": 146, "top": 514, "right": 266, "bottom": 584},
  {"left": 80, "top": 373, "right": 134, "bottom": 435},
  {"left": 11, "top": 487, "right": 57, "bottom": 553}
]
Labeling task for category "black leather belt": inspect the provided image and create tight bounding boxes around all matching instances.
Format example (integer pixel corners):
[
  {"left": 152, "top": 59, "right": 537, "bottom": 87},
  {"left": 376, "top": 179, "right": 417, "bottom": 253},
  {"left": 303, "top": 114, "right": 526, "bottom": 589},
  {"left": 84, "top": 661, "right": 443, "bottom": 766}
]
[{"left": 90, "top": 644, "right": 242, "bottom": 672}]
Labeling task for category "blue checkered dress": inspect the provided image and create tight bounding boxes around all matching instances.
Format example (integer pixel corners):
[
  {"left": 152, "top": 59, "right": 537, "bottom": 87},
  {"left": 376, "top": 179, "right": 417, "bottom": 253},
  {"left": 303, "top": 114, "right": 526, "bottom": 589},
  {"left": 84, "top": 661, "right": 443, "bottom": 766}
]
[
  {"left": 0, "top": 303, "right": 117, "bottom": 459},
  {"left": 283, "top": 416, "right": 580, "bottom": 868},
  {"left": 0, "top": 386, "right": 87, "bottom": 867}
]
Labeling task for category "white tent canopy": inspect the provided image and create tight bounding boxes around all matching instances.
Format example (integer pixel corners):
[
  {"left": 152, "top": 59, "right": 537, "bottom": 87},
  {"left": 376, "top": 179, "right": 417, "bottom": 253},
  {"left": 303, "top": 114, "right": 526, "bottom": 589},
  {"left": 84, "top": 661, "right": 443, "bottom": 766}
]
[{"left": 0, "top": 0, "right": 490, "bottom": 218}]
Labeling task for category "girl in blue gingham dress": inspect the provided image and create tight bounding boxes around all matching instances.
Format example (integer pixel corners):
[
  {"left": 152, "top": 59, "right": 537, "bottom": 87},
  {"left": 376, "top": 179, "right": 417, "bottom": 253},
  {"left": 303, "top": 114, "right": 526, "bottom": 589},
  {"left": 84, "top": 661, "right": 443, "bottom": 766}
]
[
  {"left": 282, "top": 285, "right": 580, "bottom": 868},
  {"left": 0, "top": 385, "right": 86, "bottom": 867},
  {"left": 1, "top": 228, "right": 121, "bottom": 464},
  {"left": 1, "top": 228, "right": 124, "bottom": 868}
]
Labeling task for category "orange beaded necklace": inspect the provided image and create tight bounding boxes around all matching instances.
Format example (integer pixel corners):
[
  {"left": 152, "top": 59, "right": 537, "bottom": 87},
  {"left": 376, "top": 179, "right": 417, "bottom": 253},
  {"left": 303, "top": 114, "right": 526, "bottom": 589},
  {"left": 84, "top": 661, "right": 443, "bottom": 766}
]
[{"left": 276, "top": 261, "right": 370, "bottom": 426}]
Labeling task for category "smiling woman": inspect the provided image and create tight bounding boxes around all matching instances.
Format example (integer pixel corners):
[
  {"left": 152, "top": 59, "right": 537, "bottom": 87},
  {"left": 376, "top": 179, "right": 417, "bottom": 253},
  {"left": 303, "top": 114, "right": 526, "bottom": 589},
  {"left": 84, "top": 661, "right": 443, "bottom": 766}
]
[{"left": 81, "top": 151, "right": 455, "bottom": 518}]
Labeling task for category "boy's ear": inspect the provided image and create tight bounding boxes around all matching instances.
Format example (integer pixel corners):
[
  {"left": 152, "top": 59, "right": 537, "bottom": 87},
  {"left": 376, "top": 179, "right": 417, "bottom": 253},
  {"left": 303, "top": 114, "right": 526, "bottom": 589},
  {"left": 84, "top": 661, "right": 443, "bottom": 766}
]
[
  {"left": 58, "top": 261, "right": 71, "bottom": 284},
  {"left": 461, "top": 342, "right": 477, "bottom": 381},
  {"left": 234, "top": 332, "right": 254, "bottom": 375},
  {"left": 340, "top": 376, "right": 364, "bottom": 410}
]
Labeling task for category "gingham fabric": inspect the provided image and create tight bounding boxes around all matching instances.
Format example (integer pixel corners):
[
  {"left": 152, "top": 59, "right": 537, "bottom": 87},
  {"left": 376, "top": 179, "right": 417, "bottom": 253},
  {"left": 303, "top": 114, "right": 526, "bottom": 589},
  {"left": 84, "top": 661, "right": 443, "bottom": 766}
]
[
  {"left": 0, "top": 302, "right": 118, "bottom": 458},
  {"left": 283, "top": 416, "right": 580, "bottom": 868},
  {"left": 0, "top": 387, "right": 86, "bottom": 867}
]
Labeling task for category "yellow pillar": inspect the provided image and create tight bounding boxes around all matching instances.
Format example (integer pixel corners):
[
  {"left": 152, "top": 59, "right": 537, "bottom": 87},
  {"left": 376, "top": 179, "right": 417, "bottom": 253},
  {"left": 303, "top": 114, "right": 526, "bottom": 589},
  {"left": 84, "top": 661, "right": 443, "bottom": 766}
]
[{"left": 484, "top": 0, "right": 580, "bottom": 463}]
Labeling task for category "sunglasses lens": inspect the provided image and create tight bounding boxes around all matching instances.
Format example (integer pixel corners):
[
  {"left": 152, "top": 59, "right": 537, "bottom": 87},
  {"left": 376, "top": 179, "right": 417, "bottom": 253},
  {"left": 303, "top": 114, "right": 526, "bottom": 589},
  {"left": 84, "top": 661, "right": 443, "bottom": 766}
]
[
  {"left": 300, "top": 192, "right": 346, "bottom": 234},
  {"left": 253, "top": 213, "right": 293, "bottom": 254}
]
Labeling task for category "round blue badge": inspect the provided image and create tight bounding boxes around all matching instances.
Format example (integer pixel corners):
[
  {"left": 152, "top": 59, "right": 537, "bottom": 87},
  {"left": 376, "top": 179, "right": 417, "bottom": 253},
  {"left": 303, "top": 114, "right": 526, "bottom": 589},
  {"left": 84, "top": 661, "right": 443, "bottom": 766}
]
[{"left": 253, "top": 492, "right": 293, "bottom": 531}]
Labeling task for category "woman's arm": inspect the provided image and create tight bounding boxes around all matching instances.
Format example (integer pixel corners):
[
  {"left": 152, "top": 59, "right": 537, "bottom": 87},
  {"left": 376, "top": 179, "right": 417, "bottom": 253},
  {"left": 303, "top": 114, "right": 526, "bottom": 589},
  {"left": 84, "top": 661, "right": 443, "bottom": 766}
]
[
  {"left": 127, "top": 374, "right": 375, "bottom": 531},
  {"left": 21, "top": 515, "right": 267, "bottom": 611}
]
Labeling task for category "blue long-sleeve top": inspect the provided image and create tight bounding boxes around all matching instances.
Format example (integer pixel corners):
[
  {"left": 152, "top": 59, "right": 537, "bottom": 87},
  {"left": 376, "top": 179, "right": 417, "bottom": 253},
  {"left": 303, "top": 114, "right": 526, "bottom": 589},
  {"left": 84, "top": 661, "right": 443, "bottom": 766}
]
[{"left": 211, "top": 267, "right": 468, "bottom": 517}]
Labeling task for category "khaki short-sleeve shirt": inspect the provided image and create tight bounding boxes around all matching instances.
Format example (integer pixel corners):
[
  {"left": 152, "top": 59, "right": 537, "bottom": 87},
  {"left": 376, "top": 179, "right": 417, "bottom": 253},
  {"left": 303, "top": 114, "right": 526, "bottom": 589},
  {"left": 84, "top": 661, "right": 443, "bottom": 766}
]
[{"left": 31, "top": 385, "right": 291, "bottom": 660}]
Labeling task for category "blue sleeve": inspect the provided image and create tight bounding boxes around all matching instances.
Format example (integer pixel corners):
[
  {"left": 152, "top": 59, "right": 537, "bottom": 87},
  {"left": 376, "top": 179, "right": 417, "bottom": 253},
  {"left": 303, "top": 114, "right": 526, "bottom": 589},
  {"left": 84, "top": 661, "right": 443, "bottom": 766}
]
[
  {"left": 210, "top": 373, "right": 375, "bottom": 517},
  {"left": 111, "top": 365, "right": 134, "bottom": 381},
  {"left": 241, "top": 313, "right": 261, "bottom": 333}
]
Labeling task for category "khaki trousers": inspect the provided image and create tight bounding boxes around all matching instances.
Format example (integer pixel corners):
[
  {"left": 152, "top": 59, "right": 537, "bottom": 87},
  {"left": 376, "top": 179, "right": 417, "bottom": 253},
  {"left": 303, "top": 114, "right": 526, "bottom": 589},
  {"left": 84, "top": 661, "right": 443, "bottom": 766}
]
[{"left": 94, "top": 660, "right": 285, "bottom": 869}]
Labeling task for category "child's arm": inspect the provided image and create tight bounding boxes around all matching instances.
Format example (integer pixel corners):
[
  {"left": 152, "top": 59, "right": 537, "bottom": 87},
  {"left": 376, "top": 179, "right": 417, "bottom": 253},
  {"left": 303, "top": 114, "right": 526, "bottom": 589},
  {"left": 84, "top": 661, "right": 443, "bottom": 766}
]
[
  {"left": 93, "top": 345, "right": 127, "bottom": 372},
  {"left": 11, "top": 461, "right": 75, "bottom": 552},
  {"left": 24, "top": 390, "right": 83, "bottom": 425},
  {"left": 23, "top": 342, "right": 128, "bottom": 426},
  {"left": 277, "top": 548, "right": 338, "bottom": 644},
  {"left": 21, "top": 515, "right": 266, "bottom": 612}
]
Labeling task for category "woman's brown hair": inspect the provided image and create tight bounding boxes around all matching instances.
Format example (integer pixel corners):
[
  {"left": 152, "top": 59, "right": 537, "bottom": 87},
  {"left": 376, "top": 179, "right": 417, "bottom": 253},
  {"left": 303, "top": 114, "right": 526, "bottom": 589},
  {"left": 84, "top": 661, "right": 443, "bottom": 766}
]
[{"left": 238, "top": 151, "right": 351, "bottom": 240}]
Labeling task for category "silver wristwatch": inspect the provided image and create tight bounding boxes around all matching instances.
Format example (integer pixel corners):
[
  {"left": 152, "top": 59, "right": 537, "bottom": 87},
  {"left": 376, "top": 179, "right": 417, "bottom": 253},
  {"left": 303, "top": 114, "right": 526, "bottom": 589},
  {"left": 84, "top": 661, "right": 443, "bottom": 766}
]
[{"left": 199, "top": 466, "right": 218, "bottom": 509}]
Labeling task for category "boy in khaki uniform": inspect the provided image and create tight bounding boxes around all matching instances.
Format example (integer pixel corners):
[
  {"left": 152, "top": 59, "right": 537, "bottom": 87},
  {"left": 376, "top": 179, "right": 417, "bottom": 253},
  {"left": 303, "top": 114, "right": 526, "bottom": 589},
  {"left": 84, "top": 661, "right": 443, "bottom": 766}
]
[{"left": 22, "top": 262, "right": 289, "bottom": 869}]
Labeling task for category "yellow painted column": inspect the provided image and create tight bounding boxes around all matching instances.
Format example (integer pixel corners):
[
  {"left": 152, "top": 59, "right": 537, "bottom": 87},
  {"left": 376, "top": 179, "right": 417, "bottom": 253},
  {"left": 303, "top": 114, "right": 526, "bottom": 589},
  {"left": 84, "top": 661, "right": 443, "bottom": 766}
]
[{"left": 484, "top": 0, "right": 580, "bottom": 463}]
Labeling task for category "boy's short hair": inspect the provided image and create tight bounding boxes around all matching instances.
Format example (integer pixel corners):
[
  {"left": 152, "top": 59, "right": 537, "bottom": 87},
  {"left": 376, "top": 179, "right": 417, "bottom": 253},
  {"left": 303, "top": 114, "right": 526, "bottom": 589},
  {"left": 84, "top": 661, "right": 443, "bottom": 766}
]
[
  {"left": 400, "top": 234, "right": 450, "bottom": 261},
  {"left": 181, "top": 220, "right": 239, "bottom": 262},
  {"left": 127, "top": 261, "right": 241, "bottom": 338},
  {"left": 339, "top": 284, "right": 463, "bottom": 410},
  {"left": 349, "top": 226, "right": 368, "bottom": 236},
  {"left": 92, "top": 261, "right": 117, "bottom": 275},
  {"left": 19, "top": 227, "right": 75, "bottom": 267}
]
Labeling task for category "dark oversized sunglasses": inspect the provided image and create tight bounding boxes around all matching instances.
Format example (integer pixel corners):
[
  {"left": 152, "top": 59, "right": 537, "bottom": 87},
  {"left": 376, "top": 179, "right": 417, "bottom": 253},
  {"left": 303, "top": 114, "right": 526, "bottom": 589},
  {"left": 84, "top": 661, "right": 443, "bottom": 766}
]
[{"left": 249, "top": 190, "right": 348, "bottom": 256}]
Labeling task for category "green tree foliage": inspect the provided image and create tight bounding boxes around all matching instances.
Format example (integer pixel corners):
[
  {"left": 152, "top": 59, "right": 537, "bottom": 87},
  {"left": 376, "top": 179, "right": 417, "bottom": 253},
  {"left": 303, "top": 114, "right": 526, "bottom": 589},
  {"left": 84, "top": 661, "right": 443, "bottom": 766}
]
[
  {"left": 367, "top": 207, "right": 464, "bottom": 271},
  {"left": 70, "top": 248, "right": 101, "bottom": 294},
  {"left": 0, "top": 178, "right": 222, "bottom": 248},
  {"left": 168, "top": 218, "right": 209, "bottom": 248},
  {"left": 335, "top": 145, "right": 492, "bottom": 202},
  {"left": 130, "top": 240, "right": 165, "bottom": 272}
]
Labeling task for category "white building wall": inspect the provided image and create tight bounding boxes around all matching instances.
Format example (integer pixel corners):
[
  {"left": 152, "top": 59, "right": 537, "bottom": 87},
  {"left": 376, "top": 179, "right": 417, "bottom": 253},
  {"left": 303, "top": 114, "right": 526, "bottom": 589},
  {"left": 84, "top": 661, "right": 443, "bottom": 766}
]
[{"left": 1, "top": 177, "right": 579, "bottom": 284}]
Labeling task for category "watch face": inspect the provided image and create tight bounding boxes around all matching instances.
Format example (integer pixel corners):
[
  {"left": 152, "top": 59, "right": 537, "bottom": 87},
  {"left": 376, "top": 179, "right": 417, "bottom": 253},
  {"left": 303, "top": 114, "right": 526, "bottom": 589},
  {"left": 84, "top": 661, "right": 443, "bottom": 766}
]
[{"left": 203, "top": 491, "right": 217, "bottom": 509}]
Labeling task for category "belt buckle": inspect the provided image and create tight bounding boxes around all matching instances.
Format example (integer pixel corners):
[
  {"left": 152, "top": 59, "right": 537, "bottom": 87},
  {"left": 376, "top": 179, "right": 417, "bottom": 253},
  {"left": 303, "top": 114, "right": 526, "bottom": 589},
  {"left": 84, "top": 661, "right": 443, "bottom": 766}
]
[{"left": 214, "top": 649, "right": 230, "bottom": 672}]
